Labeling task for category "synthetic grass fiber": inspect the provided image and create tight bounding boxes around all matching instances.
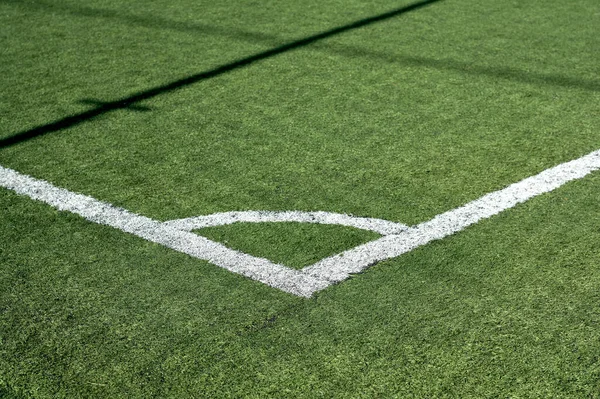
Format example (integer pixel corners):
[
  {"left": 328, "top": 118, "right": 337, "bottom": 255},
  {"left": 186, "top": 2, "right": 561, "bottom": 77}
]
[
  {"left": 196, "top": 222, "right": 381, "bottom": 269},
  {"left": 1, "top": 0, "right": 599, "bottom": 397}
]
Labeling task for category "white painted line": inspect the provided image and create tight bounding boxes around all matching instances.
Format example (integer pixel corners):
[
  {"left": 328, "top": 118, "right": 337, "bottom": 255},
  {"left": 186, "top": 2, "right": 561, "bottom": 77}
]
[
  {"left": 0, "top": 165, "right": 329, "bottom": 297},
  {"left": 1, "top": 148, "right": 599, "bottom": 297},
  {"left": 164, "top": 210, "right": 408, "bottom": 235},
  {"left": 303, "top": 149, "right": 600, "bottom": 282}
]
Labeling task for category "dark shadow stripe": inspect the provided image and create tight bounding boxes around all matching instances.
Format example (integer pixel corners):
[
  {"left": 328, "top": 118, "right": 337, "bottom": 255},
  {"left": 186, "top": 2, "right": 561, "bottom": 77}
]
[{"left": 0, "top": 0, "right": 443, "bottom": 149}]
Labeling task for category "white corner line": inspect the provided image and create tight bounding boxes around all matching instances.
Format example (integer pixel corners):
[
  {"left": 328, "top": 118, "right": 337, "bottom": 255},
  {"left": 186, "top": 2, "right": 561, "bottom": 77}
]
[
  {"left": 1, "top": 148, "right": 600, "bottom": 297},
  {"left": 0, "top": 165, "right": 329, "bottom": 297},
  {"left": 163, "top": 210, "right": 408, "bottom": 235},
  {"left": 302, "top": 149, "right": 600, "bottom": 283}
]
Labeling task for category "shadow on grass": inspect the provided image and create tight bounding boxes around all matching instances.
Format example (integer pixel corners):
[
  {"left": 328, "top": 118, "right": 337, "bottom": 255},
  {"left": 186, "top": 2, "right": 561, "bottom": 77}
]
[
  {"left": 8, "top": 0, "right": 599, "bottom": 96},
  {"left": 0, "top": 0, "right": 443, "bottom": 149},
  {"left": 2, "top": 0, "right": 598, "bottom": 150}
]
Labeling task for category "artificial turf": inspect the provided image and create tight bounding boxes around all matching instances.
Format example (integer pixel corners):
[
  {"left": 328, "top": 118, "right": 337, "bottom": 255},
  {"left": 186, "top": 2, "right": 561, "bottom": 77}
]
[
  {"left": 196, "top": 222, "right": 381, "bottom": 269},
  {"left": 1, "top": 0, "right": 599, "bottom": 397}
]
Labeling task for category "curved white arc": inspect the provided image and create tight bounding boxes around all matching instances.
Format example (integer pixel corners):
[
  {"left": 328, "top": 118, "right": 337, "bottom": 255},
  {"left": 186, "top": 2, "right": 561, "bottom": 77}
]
[
  {"left": 0, "top": 165, "right": 328, "bottom": 297},
  {"left": 3, "top": 148, "right": 600, "bottom": 297},
  {"left": 163, "top": 210, "right": 408, "bottom": 235}
]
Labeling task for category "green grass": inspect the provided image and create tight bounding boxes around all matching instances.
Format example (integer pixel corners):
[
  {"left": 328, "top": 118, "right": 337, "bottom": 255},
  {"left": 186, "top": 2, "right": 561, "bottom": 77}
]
[
  {"left": 1, "top": 0, "right": 600, "bottom": 396},
  {"left": 196, "top": 223, "right": 380, "bottom": 269}
]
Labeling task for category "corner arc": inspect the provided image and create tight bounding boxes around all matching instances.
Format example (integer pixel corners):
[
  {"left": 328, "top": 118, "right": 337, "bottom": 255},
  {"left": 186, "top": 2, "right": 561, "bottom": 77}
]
[{"left": 162, "top": 210, "right": 408, "bottom": 235}]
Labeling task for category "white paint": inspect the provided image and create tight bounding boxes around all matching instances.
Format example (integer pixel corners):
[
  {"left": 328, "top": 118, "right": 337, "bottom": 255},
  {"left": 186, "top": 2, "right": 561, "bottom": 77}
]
[
  {"left": 164, "top": 210, "right": 408, "bottom": 235},
  {"left": 1, "top": 148, "right": 600, "bottom": 297},
  {"left": 303, "top": 149, "right": 600, "bottom": 282},
  {"left": 0, "top": 165, "right": 329, "bottom": 297}
]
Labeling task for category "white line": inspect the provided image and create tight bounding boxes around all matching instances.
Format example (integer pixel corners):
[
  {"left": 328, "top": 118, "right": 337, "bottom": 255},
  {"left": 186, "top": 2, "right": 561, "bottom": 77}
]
[
  {"left": 302, "top": 149, "right": 600, "bottom": 282},
  {"left": 1, "top": 148, "right": 600, "bottom": 297},
  {"left": 164, "top": 210, "right": 408, "bottom": 235},
  {"left": 0, "top": 165, "right": 329, "bottom": 297}
]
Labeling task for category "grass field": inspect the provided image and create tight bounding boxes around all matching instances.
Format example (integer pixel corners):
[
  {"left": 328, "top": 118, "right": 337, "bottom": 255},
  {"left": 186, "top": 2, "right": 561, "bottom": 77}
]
[{"left": 1, "top": 0, "right": 599, "bottom": 397}]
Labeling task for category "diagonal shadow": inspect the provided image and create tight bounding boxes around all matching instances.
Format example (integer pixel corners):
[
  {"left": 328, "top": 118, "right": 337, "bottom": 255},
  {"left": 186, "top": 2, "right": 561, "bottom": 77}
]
[
  {"left": 12, "top": 0, "right": 598, "bottom": 95},
  {"left": 0, "top": 0, "right": 443, "bottom": 149}
]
